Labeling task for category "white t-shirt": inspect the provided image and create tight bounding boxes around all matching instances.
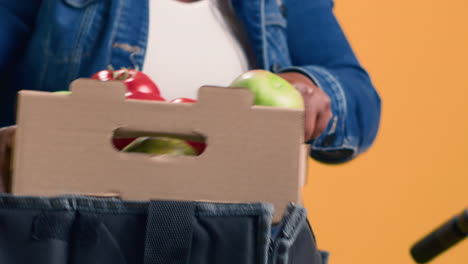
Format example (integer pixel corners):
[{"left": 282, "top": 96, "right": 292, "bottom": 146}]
[{"left": 144, "top": 0, "right": 250, "bottom": 101}]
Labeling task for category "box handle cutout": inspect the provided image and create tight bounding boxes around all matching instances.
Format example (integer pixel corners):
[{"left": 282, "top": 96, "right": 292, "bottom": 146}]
[{"left": 112, "top": 128, "right": 207, "bottom": 156}]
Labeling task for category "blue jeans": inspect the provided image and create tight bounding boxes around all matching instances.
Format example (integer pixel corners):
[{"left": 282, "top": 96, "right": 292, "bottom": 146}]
[{"left": 0, "top": 194, "right": 328, "bottom": 264}]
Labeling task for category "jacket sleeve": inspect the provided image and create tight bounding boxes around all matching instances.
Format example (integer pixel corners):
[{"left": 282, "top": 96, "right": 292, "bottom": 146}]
[
  {"left": 281, "top": 0, "right": 382, "bottom": 163},
  {"left": 0, "top": 1, "right": 42, "bottom": 75}
]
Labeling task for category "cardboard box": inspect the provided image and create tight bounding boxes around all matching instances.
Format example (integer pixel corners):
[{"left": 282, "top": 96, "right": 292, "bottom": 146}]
[{"left": 12, "top": 79, "right": 309, "bottom": 222}]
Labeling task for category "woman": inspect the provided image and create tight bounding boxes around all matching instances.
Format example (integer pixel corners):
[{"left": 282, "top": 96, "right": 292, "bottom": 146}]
[
  {"left": 0, "top": 0, "right": 380, "bottom": 165},
  {"left": 0, "top": 1, "right": 381, "bottom": 263}
]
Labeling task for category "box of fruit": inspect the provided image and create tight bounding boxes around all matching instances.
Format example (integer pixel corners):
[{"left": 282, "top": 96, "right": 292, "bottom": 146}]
[{"left": 11, "top": 69, "right": 309, "bottom": 222}]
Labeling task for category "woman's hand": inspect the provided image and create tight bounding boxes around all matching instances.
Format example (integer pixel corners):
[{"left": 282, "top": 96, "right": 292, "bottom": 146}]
[{"left": 277, "top": 72, "right": 332, "bottom": 141}]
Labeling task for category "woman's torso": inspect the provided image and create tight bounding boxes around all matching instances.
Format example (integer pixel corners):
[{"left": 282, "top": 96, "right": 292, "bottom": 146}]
[{"left": 145, "top": 0, "right": 250, "bottom": 101}]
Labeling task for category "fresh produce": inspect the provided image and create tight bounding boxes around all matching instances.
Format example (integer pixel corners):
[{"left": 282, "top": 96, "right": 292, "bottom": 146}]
[
  {"left": 122, "top": 137, "right": 197, "bottom": 156},
  {"left": 124, "top": 97, "right": 206, "bottom": 156},
  {"left": 230, "top": 69, "right": 304, "bottom": 109},
  {"left": 91, "top": 67, "right": 165, "bottom": 101},
  {"left": 112, "top": 138, "right": 138, "bottom": 151},
  {"left": 169, "top": 98, "right": 196, "bottom": 103},
  {"left": 59, "top": 69, "right": 304, "bottom": 156},
  {"left": 90, "top": 67, "right": 165, "bottom": 150}
]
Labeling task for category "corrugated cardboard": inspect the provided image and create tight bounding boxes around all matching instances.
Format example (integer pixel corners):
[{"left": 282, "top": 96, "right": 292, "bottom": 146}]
[{"left": 12, "top": 78, "right": 309, "bottom": 222}]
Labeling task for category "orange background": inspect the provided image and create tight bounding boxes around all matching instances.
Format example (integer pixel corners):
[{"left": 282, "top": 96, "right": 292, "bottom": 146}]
[{"left": 303, "top": 0, "right": 468, "bottom": 263}]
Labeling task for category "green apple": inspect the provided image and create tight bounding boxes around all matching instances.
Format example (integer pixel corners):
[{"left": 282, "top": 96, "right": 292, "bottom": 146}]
[
  {"left": 230, "top": 69, "right": 304, "bottom": 109},
  {"left": 121, "top": 137, "right": 198, "bottom": 156}
]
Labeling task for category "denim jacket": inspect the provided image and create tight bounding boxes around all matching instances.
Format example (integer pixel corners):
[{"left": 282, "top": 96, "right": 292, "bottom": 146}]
[{"left": 0, "top": 0, "right": 381, "bottom": 163}]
